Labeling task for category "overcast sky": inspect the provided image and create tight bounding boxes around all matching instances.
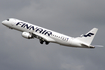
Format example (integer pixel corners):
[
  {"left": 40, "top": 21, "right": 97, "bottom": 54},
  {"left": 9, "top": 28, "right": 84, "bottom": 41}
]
[{"left": 0, "top": 0, "right": 105, "bottom": 70}]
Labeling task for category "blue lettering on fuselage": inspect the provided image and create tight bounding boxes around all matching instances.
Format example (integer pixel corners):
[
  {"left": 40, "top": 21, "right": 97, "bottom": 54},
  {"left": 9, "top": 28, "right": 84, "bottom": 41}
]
[
  {"left": 35, "top": 27, "right": 43, "bottom": 33},
  {"left": 16, "top": 22, "right": 52, "bottom": 36},
  {"left": 29, "top": 26, "right": 34, "bottom": 30}
]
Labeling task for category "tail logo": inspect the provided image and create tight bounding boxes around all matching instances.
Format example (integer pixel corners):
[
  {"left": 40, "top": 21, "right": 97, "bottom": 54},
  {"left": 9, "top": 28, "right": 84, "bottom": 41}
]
[{"left": 83, "top": 33, "right": 94, "bottom": 37}]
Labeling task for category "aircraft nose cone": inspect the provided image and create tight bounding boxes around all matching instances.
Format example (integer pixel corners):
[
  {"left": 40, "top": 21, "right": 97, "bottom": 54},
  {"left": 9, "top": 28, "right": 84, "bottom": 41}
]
[
  {"left": 2, "top": 21, "right": 5, "bottom": 25},
  {"left": 2, "top": 20, "right": 6, "bottom": 25}
]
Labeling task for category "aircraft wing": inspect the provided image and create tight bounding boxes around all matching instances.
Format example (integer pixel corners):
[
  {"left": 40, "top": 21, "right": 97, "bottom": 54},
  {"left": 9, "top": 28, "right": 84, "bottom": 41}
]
[{"left": 33, "top": 32, "right": 55, "bottom": 42}]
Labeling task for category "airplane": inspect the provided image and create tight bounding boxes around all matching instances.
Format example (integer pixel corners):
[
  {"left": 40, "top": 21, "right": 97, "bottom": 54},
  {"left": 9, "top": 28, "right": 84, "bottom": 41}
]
[{"left": 2, "top": 18, "right": 103, "bottom": 48}]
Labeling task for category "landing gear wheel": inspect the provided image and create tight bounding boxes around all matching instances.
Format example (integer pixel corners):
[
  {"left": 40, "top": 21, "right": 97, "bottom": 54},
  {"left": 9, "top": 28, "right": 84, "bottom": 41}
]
[
  {"left": 40, "top": 40, "right": 44, "bottom": 44},
  {"left": 45, "top": 41, "right": 49, "bottom": 45}
]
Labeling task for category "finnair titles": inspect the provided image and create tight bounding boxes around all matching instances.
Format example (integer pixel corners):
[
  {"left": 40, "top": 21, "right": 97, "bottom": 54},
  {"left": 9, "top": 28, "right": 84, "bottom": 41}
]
[
  {"left": 2, "top": 18, "right": 103, "bottom": 48},
  {"left": 16, "top": 22, "right": 52, "bottom": 36}
]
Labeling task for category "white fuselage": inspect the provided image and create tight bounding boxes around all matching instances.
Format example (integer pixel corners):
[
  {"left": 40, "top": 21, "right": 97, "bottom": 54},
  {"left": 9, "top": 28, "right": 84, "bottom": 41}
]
[{"left": 2, "top": 18, "right": 94, "bottom": 48}]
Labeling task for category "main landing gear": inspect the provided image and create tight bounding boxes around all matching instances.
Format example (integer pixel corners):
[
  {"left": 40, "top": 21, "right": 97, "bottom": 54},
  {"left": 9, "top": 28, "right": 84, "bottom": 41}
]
[{"left": 39, "top": 40, "right": 49, "bottom": 45}]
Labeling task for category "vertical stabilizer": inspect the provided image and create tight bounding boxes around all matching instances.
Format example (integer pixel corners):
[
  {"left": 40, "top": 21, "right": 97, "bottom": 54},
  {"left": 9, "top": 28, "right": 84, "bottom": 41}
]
[{"left": 76, "top": 28, "right": 98, "bottom": 45}]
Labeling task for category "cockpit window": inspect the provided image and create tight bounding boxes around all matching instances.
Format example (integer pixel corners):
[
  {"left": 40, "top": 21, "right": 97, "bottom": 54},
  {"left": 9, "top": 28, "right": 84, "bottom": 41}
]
[{"left": 7, "top": 19, "right": 9, "bottom": 21}]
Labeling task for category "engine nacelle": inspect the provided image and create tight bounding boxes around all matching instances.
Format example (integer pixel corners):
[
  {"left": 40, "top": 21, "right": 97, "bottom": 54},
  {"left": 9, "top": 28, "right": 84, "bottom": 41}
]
[{"left": 22, "top": 32, "right": 33, "bottom": 39}]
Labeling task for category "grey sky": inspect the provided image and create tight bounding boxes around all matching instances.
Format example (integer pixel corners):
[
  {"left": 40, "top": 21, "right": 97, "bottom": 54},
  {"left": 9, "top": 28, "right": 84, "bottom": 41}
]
[{"left": 0, "top": 0, "right": 105, "bottom": 70}]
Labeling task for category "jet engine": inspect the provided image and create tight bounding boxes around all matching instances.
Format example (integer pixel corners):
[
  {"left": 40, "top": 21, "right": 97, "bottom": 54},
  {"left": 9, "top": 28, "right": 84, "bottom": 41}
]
[{"left": 22, "top": 32, "right": 34, "bottom": 39}]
